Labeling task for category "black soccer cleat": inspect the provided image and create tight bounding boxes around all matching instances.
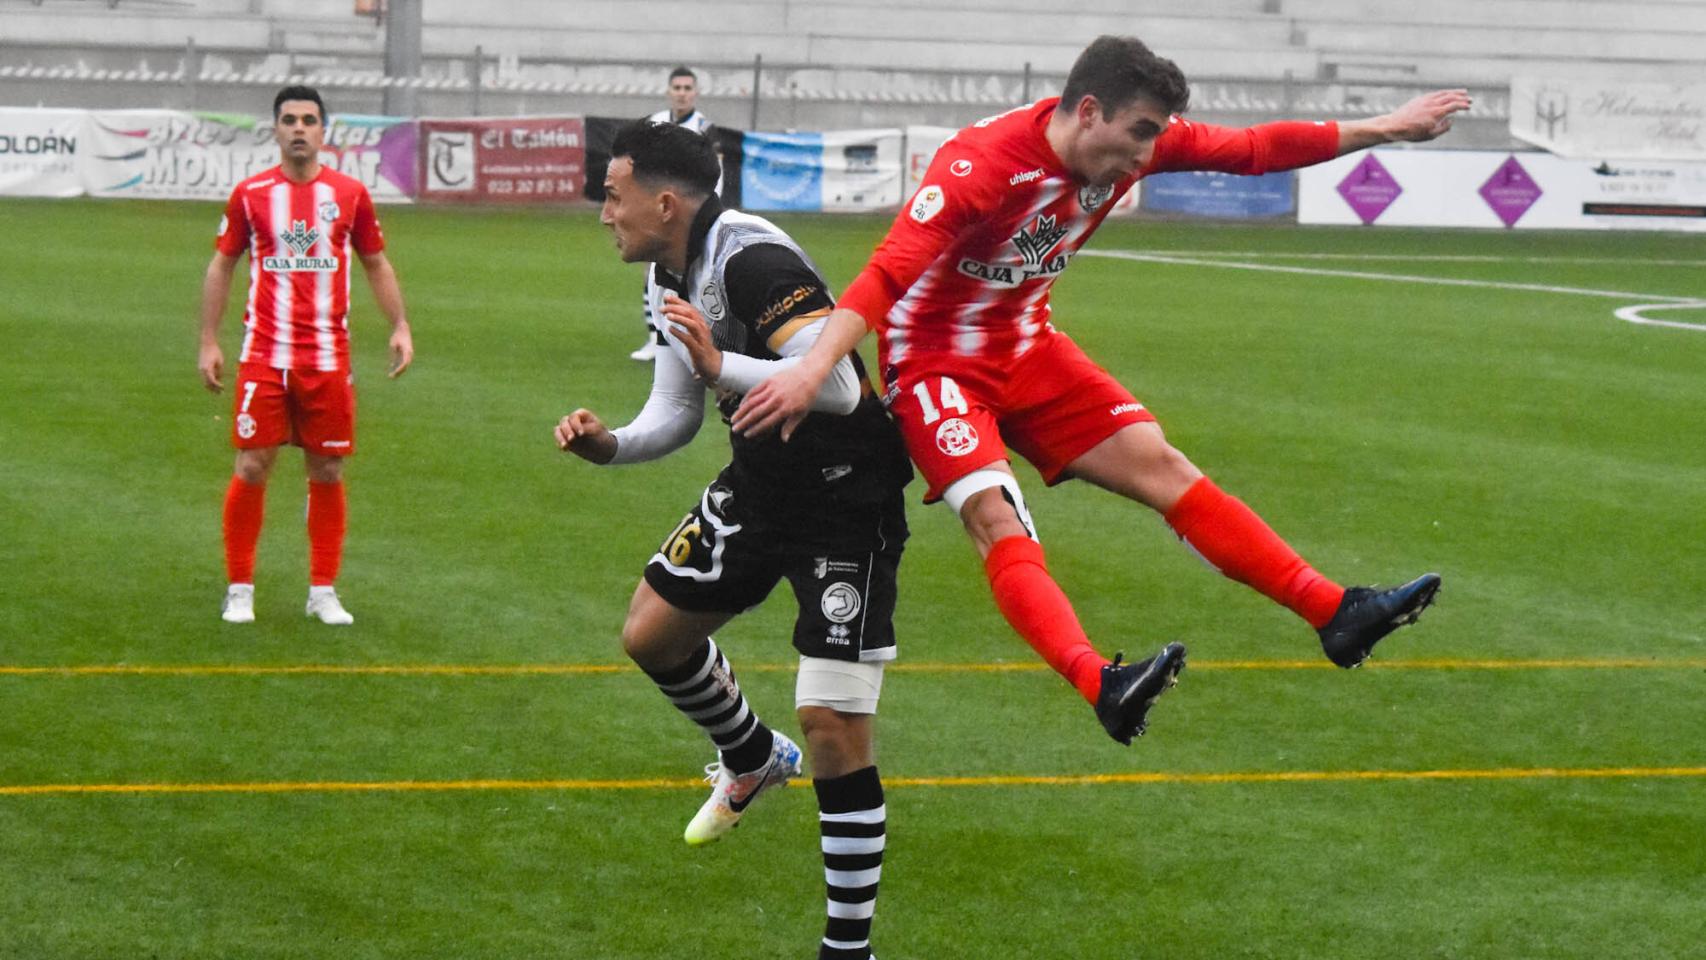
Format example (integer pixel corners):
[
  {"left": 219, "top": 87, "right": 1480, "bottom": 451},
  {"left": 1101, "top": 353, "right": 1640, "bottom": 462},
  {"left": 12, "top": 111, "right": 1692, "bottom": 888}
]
[
  {"left": 1094, "top": 642, "right": 1187, "bottom": 745},
  {"left": 1318, "top": 573, "right": 1442, "bottom": 668}
]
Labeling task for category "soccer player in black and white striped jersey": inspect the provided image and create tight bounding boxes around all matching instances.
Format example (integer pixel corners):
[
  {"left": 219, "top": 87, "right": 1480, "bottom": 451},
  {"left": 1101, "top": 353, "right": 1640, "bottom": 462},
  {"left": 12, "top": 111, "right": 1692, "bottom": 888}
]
[
  {"left": 632, "top": 66, "right": 714, "bottom": 361},
  {"left": 561, "top": 121, "right": 908, "bottom": 960}
]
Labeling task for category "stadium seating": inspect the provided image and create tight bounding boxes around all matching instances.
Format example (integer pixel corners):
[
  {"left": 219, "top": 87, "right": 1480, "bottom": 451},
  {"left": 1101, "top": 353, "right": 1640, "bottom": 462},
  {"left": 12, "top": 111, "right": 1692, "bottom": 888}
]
[{"left": 1, "top": 0, "right": 1701, "bottom": 128}]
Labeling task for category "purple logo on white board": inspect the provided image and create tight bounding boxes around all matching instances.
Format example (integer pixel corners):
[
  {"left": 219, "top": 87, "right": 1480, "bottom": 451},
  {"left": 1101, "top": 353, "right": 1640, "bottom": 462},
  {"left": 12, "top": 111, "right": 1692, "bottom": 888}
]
[
  {"left": 1336, "top": 153, "right": 1402, "bottom": 224},
  {"left": 1479, "top": 155, "right": 1543, "bottom": 228}
]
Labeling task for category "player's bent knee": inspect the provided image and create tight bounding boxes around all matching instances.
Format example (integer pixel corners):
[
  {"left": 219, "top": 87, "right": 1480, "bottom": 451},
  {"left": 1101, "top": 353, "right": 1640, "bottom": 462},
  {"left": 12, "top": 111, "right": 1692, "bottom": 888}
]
[
  {"left": 945, "top": 468, "right": 1038, "bottom": 546},
  {"left": 232, "top": 447, "right": 278, "bottom": 484},
  {"left": 797, "top": 703, "right": 874, "bottom": 778}
]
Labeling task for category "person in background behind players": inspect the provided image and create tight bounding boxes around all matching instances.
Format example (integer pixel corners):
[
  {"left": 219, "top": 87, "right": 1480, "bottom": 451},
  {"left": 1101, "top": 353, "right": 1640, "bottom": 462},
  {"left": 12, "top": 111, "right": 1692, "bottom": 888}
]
[
  {"left": 197, "top": 84, "right": 414, "bottom": 626},
  {"left": 560, "top": 121, "right": 910, "bottom": 960},
  {"left": 632, "top": 65, "right": 715, "bottom": 362},
  {"left": 735, "top": 36, "right": 1466, "bottom": 744}
]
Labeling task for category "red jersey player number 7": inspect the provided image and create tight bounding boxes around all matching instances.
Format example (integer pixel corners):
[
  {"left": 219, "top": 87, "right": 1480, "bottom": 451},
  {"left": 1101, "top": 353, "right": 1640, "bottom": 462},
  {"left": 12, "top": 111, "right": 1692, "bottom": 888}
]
[
  {"left": 735, "top": 36, "right": 1467, "bottom": 745},
  {"left": 197, "top": 85, "right": 414, "bottom": 627}
]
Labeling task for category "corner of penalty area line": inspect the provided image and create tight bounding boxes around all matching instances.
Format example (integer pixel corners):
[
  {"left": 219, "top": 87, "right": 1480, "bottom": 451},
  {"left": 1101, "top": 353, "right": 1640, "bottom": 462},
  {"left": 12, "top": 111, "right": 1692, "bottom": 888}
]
[{"left": 1614, "top": 302, "right": 1706, "bottom": 333}]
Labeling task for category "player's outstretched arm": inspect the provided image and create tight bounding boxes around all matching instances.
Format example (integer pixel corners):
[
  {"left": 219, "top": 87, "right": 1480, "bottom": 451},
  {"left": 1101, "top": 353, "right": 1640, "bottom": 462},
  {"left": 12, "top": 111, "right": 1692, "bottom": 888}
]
[
  {"left": 1337, "top": 89, "right": 1472, "bottom": 154},
  {"left": 732, "top": 306, "right": 868, "bottom": 441},
  {"left": 556, "top": 409, "right": 617, "bottom": 464},
  {"left": 358, "top": 250, "right": 414, "bottom": 378},
  {"left": 198, "top": 252, "right": 240, "bottom": 393}
]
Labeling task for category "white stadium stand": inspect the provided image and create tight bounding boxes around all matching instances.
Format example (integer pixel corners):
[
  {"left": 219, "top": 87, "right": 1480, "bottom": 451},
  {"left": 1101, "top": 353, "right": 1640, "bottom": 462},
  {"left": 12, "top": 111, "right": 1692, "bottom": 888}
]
[{"left": 1, "top": 0, "right": 1701, "bottom": 138}]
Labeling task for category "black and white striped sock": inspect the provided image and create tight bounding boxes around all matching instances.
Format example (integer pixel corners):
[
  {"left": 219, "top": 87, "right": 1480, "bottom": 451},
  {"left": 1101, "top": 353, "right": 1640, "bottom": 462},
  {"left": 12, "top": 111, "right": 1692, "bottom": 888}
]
[
  {"left": 816, "top": 765, "right": 885, "bottom": 960},
  {"left": 642, "top": 638, "right": 774, "bottom": 775}
]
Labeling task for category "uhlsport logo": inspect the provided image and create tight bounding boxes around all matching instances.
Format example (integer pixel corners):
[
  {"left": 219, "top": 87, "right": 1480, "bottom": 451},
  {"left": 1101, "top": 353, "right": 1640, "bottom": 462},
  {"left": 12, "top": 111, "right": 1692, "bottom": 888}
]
[
  {"left": 263, "top": 220, "right": 337, "bottom": 272},
  {"left": 1009, "top": 168, "right": 1045, "bottom": 186},
  {"left": 949, "top": 159, "right": 974, "bottom": 177},
  {"left": 821, "top": 582, "right": 862, "bottom": 624},
  {"left": 935, "top": 417, "right": 979, "bottom": 456}
]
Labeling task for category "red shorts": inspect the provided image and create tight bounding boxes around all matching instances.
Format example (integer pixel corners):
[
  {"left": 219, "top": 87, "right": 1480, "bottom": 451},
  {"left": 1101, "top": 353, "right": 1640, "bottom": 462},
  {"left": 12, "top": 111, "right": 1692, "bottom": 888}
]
[
  {"left": 886, "top": 331, "right": 1155, "bottom": 502},
  {"left": 232, "top": 362, "right": 356, "bottom": 457}
]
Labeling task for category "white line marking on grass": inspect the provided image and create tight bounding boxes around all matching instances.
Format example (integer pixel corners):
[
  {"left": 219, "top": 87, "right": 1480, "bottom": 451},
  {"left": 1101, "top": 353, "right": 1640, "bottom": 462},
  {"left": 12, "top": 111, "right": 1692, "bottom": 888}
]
[
  {"left": 1101, "top": 251, "right": 1706, "bottom": 268},
  {"left": 1082, "top": 249, "right": 1706, "bottom": 333},
  {"left": 4, "top": 766, "right": 1703, "bottom": 796},
  {"left": 1614, "top": 302, "right": 1706, "bottom": 332}
]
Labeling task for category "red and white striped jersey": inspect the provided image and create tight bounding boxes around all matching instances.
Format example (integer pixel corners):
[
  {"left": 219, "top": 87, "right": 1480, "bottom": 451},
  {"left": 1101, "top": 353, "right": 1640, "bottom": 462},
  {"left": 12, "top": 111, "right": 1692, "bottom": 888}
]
[
  {"left": 838, "top": 97, "right": 1339, "bottom": 369},
  {"left": 215, "top": 165, "right": 385, "bottom": 373}
]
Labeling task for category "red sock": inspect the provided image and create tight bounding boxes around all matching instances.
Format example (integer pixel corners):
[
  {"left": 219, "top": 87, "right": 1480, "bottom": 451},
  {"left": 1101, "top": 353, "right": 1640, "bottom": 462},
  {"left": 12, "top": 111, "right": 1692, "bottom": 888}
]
[
  {"left": 984, "top": 536, "right": 1106, "bottom": 704},
  {"left": 307, "top": 480, "right": 346, "bottom": 587},
  {"left": 1164, "top": 477, "right": 1345, "bottom": 628},
  {"left": 222, "top": 476, "right": 266, "bottom": 584}
]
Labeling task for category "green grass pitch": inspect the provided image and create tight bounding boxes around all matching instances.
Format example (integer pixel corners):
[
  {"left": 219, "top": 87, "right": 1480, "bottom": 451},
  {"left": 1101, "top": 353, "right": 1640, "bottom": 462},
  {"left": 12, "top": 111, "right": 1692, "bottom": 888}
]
[{"left": 1, "top": 196, "right": 1703, "bottom": 959}]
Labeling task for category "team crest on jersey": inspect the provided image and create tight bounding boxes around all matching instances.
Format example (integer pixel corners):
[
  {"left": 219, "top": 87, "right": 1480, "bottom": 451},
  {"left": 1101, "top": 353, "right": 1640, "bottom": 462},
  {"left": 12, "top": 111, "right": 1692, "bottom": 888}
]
[
  {"left": 821, "top": 582, "right": 862, "bottom": 624},
  {"left": 935, "top": 417, "right": 979, "bottom": 457},
  {"left": 318, "top": 200, "right": 341, "bottom": 224},
  {"left": 1078, "top": 184, "right": 1114, "bottom": 212},
  {"left": 700, "top": 282, "right": 725, "bottom": 320}
]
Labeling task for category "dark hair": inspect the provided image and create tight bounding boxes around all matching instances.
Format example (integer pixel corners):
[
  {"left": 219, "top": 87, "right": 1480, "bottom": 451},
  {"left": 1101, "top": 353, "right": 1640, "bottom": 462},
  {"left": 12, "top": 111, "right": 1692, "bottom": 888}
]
[
  {"left": 610, "top": 121, "right": 720, "bottom": 199},
  {"left": 669, "top": 66, "right": 697, "bottom": 83},
  {"left": 1059, "top": 36, "right": 1189, "bottom": 118},
  {"left": 272, "top": 85, "right": 327, "bottom": 121}
]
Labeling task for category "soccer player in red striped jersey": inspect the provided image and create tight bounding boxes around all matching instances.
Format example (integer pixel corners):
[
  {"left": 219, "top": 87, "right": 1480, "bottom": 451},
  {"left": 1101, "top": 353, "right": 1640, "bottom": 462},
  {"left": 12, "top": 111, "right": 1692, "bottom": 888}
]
[
  {"left": 737, "top": 37, "right": 1467, "bottom": 744},
  {"left": 197, "top": 85, "right": 414, "bottom": 626}
]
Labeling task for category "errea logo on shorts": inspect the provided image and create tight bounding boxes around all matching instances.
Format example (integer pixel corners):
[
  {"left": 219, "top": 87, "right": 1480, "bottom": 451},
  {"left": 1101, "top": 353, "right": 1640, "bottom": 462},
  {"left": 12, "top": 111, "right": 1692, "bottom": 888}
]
[
  {"left": 934, "top": 418, "right": 979, "bottom": 456},
  {"left": 910, "top": 185, "right": 945, "bottom": 223}
]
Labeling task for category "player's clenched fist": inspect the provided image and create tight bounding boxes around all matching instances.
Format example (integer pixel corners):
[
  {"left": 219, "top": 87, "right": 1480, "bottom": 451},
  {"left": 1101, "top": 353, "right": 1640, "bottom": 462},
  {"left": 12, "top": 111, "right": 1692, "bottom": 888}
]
[{"left": 556, "top": 408, "right": 617, "bottom": 464}]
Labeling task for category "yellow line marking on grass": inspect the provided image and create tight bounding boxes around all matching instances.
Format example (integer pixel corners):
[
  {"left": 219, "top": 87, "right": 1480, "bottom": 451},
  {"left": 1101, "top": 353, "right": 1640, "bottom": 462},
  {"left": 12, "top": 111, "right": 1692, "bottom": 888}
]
[
  {"left": 5, "top": 767, "right": 1703, "bottom": 797},
  {"left": 1, "top": 658, "right": 1702, "bottom": 678}
]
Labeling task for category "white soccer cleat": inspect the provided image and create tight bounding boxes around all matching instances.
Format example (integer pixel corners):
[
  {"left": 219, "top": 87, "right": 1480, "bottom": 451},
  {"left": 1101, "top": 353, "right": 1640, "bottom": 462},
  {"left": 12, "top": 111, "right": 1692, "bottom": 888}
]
[
  {"left": 305, "top": 587, "right": 354, "bottom": 625},
  {"left": 684, "top": 731, "right": 803, "bottom": 846},
  {"left": 629, "top": 339, "right": 659, "bottom": 362},
  {"left": 221, "top": 583, "right": 255, "bottom": 623}
]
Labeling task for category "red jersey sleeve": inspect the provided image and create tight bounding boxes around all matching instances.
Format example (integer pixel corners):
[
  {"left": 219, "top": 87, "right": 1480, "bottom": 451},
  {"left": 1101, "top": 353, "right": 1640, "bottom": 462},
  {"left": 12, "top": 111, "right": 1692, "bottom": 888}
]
[
  {"left": 350, "top": 187, "right": 385, "bottom": 255},
  {"left": 838, "top": 141, "right": 998, "bottom": 329},
  {"left": 1143, "top": 116, "right": 1340, "bottom": 177},
  {"left": 214, "top": 185, "right": 250, "bottom": 257}
]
